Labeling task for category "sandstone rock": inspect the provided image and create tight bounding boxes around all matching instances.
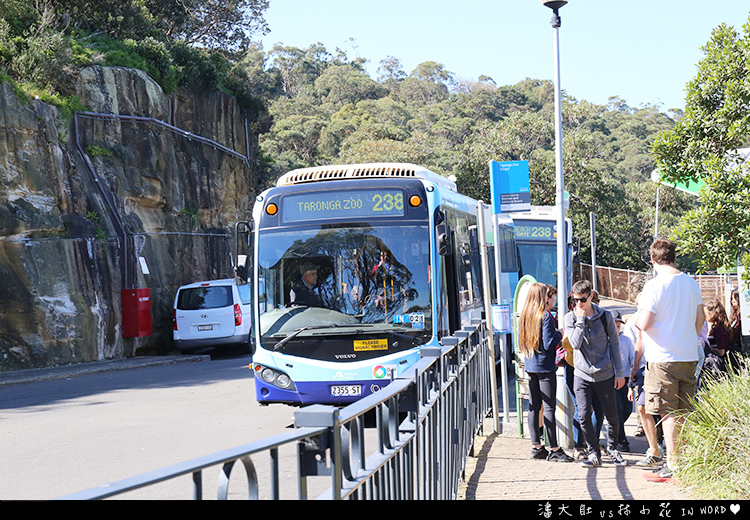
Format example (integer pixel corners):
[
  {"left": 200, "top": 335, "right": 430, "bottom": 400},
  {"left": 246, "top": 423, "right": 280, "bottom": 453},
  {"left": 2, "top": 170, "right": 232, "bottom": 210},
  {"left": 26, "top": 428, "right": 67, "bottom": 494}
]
[{"left": 0, "top": 66, "right": 258, "bottom": 370}]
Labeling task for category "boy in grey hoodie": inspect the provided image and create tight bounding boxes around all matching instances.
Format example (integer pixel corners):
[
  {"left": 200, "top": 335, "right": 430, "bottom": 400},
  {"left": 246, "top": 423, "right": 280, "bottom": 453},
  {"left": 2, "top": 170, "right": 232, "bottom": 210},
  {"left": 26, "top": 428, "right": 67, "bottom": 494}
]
[{"left": 564, "top": 280, "right": 627, "bottom": 467}]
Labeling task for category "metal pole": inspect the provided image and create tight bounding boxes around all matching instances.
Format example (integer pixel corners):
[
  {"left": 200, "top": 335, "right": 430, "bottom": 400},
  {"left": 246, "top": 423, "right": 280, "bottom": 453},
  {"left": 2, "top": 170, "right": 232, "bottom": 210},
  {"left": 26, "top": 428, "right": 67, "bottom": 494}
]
[
  {"left": 590, "top": 211, "right": 597, "bottom": 291},
  {"left": 546, "top": 1, "right": 574, "bottom": 450},
  {"left": 654, "top": 184, "right": 660, "bottom": 240},
  {"left": 551, "top": 12, "right": 568, "bottom": 303},
  {"left": 491, "top": 216, "right": 512, "bottom": 429},
  {"left": 477, "top": 202, "right": 501, "bottom": 433}
]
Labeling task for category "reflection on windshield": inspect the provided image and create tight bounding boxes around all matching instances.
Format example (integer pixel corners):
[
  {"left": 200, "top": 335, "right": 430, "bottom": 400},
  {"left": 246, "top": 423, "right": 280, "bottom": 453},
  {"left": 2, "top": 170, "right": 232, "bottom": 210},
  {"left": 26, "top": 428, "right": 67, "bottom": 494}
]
[
  {"left": 258, "top": 224, "right": 431, "bottom": 345},
  {"left": 517, "top": 243, "right": 558, "bottom": 286}
]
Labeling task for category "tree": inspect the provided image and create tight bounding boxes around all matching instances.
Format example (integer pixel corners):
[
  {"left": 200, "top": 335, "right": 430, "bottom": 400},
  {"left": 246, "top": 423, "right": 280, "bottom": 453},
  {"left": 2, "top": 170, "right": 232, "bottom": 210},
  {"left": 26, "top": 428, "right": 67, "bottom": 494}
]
[
  {"left": 651, "top": 19, "right": 750, "bottom": 273},
  {"left": 398, "top": 61, "right": 453, "bottom": 106},
  {"left": 338, "top": 124, "right": 440, "bottom": 171},
  {"left": 49, "top": 0, "right": 156, "bottom": 40},
  {"left": 456, "top": 110, "right": 555, "bottom": 203},
  {"left": 314, "top": 64, "right": 385, "bottom": 106},
  {"left": 376, "top": 56, "right": 405, "bottom": 91},
  {"left": 0, "top": 0, "right": 67, "bottom": 87},
  {"left": 47, "top": 0, "right": 268, "bottom": 51},
  {"left": 164, "top": 0, "right": 269, "bottom": 51},
  {"left": 267, "top": 43, "right": 334, "bottom": 99}
]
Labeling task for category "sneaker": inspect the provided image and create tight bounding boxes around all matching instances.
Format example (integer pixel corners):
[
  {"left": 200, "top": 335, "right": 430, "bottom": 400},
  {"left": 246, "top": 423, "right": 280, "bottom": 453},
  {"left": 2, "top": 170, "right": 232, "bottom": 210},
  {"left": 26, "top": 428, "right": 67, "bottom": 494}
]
[
  {"left": 581, "top": 452, "right": 601, "bottom": 468},
  {"left": 576, "top": 449, "right": 588, "bottom": 461},
  {"left": 530, "top": 446, "right": 549, "bottom": 460},
  {"left": 634, "top": 426, "right": 645, "bottom": 437},
  {"left": 607, "top": 448, "right": 628, "bottom": 466},
  {"left": 655, "top": 465, "right": 673, "bottom": 479},
  {"left": 615, "top": 442, "right": 631, "bottom": 453},
  {"left": 635, "top": 451, "right": 663, "bottom": 468},
  {"left": 547, "top": 448, "right": 575, "bottom": 463}
]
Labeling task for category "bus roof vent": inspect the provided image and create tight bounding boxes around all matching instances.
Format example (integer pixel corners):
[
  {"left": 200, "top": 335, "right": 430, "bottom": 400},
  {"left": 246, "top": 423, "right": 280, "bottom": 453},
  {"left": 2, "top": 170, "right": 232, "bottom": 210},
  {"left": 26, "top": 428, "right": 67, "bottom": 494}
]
[{"left": 276, "top": 163, "right": 457, "bottom": 191}]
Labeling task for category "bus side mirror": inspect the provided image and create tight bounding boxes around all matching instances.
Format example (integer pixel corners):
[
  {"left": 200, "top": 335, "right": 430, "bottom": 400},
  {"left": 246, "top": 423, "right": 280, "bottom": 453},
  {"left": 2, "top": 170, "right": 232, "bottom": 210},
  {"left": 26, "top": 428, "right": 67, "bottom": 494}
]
[
  {"left": 235, "top": 255, "right": 248, "bottom": 285},
  {"left": 437, "top": 223, "right": 453, "bottom": 256}
]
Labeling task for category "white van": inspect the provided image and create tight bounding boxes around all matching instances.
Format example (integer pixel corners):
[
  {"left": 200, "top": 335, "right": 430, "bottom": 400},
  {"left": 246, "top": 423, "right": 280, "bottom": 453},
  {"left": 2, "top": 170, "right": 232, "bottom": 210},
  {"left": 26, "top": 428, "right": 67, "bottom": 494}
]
[{"left": 172, "top": 279, "right": 252, "bottom": 354}]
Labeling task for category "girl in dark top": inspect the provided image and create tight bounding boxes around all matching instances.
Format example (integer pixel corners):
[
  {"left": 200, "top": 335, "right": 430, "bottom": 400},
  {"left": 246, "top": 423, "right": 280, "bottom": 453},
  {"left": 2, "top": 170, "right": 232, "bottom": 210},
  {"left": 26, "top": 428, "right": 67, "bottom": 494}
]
[
  {"left": 519, "top": 283, "right": 574, "bottom": 462},
  {"left": 703, "top": 299, "right": 731, "bottom": 380}
]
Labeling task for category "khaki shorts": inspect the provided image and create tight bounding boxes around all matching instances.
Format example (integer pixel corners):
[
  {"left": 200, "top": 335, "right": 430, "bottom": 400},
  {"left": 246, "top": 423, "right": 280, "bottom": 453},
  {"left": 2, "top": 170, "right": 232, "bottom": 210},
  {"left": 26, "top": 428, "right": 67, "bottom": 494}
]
[{"left": 644, "top": 361, "right": 698, "bottom": 416}]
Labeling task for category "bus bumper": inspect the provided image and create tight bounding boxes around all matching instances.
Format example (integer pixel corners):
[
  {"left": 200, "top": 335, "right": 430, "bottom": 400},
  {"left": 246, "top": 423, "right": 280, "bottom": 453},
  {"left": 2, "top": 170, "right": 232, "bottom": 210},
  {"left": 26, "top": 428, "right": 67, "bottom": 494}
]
[{"left": 254, "top": 378, "right": 392, "bottom": 406}]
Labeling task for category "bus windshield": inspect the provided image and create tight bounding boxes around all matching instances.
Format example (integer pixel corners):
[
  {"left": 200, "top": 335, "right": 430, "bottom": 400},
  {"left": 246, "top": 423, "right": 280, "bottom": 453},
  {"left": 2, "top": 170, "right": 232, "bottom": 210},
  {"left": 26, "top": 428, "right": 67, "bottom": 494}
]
[
  {"left": 257, "top": 223, "right": 432, "bottom": 353},
  {"left": 517, "top": 242, "right": 558, "bottom": 287}
]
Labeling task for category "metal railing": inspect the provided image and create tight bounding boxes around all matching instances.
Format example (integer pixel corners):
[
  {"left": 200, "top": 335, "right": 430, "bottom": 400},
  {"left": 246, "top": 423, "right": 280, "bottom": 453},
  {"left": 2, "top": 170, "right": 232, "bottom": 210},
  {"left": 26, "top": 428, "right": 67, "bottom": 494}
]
[{"left": 57, "top": 321, "right": 492, "bottom": 500}]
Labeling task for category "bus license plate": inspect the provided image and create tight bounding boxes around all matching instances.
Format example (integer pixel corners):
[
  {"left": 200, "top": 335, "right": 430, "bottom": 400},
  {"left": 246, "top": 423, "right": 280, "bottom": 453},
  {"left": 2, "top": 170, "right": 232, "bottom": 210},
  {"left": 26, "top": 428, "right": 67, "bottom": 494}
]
[
  {"left": 197, "top": 325, "right": 213, "bottom": 331},
  {"left": 331, "top": 385, "right": 362, "bottom": 397}
]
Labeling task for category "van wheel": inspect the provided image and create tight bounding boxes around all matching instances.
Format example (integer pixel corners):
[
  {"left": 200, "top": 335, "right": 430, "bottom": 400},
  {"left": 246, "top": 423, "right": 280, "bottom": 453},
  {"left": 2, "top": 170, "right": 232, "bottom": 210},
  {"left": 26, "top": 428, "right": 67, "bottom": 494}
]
[{"left": 240, "top": 338, "right": 253, "bottom": 355}]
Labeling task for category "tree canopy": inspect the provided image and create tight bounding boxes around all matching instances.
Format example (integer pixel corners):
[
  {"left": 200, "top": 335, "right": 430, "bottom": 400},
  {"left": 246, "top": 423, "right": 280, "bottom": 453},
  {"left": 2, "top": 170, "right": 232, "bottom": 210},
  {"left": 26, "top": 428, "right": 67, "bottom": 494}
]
[
  {"left": 652, "top": 16, "right": 750, "bottom": 274},
  {"left": 253, "top": 45, "right": 696, "bottom": 270},
  {"left": 44, "top": 0, "right": 269, "bottom": 50}
]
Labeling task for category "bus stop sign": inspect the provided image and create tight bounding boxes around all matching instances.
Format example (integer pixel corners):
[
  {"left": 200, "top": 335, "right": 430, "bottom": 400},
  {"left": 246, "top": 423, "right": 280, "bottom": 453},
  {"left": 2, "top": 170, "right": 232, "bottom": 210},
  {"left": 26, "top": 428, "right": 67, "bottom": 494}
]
[{"left": 489, "top": 161, "right": 531, "bottom": 214}]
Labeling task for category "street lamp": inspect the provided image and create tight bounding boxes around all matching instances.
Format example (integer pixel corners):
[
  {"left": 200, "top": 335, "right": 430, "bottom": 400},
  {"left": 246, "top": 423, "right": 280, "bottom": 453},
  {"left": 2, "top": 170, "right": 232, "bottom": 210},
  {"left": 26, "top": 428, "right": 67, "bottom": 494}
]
[
  {"left": 540, "top": 0, "right": 572, "bottom": 450},
  {"left": 539, "top": 0, "right": 568, "bottom": 303}
]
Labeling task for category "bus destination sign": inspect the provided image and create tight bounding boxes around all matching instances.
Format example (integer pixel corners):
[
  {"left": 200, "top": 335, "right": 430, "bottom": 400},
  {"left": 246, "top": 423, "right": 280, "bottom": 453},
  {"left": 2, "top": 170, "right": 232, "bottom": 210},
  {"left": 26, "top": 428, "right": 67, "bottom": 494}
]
[
  {"left": 514, "top": 220, "right": 558, "bottom": 242},
  {"left": 282, "top": 189, "right": 405, "bottom": 223}
]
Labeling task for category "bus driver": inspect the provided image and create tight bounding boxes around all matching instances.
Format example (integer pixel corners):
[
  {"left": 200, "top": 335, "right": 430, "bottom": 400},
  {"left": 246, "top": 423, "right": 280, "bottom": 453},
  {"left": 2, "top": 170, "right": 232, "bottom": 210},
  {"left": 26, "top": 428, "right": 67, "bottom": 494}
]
[{"left": 290, "top": 262, "right": 325, "bottom": 307}]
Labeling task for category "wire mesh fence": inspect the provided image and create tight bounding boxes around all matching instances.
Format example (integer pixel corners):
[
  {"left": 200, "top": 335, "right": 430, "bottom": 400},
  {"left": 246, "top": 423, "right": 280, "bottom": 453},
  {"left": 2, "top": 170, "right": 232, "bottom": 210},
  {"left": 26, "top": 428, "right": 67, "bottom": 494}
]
[{"left": 576, "top": 263, "right": 738, "bottom": 306}]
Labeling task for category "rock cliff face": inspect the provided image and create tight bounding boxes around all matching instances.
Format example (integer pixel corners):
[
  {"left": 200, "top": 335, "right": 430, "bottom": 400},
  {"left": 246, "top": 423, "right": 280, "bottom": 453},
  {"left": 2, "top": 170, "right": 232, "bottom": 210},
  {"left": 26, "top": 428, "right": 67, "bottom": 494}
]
[{"left": 0, "top": 66, "right": 258, "bottom": 370}]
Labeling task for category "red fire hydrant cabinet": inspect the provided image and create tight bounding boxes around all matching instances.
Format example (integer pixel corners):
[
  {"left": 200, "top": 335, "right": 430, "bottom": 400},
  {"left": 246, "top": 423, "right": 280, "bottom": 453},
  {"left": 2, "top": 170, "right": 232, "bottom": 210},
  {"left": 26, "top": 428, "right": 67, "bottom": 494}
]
[{"left": 122, "top": 289, "right": 152, "bottom": 338}]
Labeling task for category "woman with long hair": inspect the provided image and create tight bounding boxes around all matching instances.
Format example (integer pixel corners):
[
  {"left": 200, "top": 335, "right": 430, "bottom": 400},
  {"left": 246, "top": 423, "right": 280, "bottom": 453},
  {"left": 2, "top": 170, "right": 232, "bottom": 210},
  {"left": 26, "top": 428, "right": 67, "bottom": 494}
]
[
  {"left": 728, "top": 288, "right": 743, "bottom": 366},
  {"left": 703, "top": 299, "right": 731, "bottom": 379},
  {"left": 519, "top": 283, "right": 574, "bottom": 462}
]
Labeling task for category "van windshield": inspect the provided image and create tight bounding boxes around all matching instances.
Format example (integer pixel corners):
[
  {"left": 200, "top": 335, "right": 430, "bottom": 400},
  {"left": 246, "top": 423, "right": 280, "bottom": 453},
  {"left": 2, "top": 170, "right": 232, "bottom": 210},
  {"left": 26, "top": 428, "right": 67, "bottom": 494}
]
[{"left": 177, "top": 286, "right": 232, "bottom": 310}]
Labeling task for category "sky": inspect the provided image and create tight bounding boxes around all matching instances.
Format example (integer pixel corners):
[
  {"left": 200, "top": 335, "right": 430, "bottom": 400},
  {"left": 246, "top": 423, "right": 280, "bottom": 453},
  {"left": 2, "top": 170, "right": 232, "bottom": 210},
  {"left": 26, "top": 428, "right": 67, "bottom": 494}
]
[{"left": 259, "top": 0, "right": 750, "bottom": 112}]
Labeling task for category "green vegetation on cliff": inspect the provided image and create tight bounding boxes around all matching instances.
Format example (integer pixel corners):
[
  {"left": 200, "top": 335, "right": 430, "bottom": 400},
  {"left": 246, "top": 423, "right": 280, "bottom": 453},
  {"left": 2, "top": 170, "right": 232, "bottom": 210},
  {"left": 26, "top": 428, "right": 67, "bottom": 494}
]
[{"left": 0, "top": 0, "right": 269, "bottom": 114}]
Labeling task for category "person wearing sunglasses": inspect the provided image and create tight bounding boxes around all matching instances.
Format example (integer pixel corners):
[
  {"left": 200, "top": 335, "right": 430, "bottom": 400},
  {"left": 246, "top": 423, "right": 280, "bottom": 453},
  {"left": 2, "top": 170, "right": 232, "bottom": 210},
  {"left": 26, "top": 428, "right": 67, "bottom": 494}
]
[{"left": 564, "top": 279, "right": 627, "bottom": 468}]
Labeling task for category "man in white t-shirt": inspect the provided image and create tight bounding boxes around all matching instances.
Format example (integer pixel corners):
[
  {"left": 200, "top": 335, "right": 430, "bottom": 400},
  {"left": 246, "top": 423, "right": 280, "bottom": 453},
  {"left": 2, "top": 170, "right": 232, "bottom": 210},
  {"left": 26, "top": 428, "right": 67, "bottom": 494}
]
[{"left": 634, "top": 239, "right": 705, "bottom": 480}]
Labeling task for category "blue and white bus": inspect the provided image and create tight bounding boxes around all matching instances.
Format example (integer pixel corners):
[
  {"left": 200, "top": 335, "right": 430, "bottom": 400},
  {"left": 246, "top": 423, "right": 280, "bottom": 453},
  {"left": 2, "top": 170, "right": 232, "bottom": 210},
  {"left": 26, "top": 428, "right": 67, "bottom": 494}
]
[
  {"left": 507, "top": 205, "right": 574, "bottom": 299},
  {"left": 237, "top": 163, "right": 515, "bottom": 406}
]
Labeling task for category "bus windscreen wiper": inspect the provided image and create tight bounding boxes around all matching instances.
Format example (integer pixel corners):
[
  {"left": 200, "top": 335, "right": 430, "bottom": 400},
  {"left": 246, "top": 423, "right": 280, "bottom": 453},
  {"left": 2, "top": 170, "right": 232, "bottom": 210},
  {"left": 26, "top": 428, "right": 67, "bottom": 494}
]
[
  {"left": 273, "top": 324, "right": 338, "bottom": 350},
  {"left": 272, "top": 323, "right": 379, "bottom": 350}
]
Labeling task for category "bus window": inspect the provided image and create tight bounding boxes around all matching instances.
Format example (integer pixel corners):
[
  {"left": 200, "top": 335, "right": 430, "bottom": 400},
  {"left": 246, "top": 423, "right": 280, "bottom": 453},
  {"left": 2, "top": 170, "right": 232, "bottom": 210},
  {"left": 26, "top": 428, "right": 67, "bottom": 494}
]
[
  {"left": 517, "top": 242, "right": 558, "bottom": 287},
  {"left": 444, "top": 208, "right": 481, "bottom": 331}
]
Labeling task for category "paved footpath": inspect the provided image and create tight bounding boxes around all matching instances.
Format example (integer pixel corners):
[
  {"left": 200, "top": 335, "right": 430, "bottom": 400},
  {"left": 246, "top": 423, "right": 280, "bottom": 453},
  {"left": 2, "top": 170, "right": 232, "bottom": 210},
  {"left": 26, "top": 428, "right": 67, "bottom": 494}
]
[
  {"left": 458, "top": 414, "right": 696, "bottom": 501},
  {"left": 458, "top": 298, "right": 697, "bottom": 501}
]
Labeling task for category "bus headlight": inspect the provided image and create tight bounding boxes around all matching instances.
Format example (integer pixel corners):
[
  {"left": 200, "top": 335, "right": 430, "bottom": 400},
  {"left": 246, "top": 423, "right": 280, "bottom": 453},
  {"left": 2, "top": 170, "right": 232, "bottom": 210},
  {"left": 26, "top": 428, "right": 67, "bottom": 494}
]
[
  {"left": 260, "top": 368, "right": 275, "bottom": 383},
  {"left": 253, "top": 363, "right": 296, "bottom": 391},
  {"left": 276, "top": 373, "right": 292, "bottom": 389}
]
